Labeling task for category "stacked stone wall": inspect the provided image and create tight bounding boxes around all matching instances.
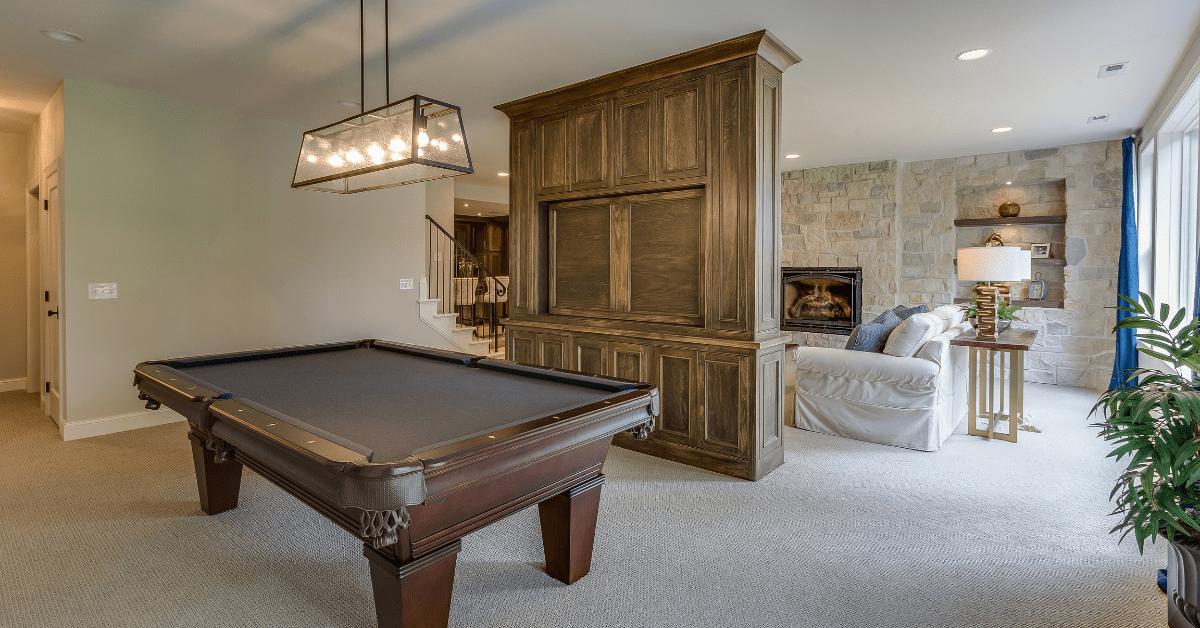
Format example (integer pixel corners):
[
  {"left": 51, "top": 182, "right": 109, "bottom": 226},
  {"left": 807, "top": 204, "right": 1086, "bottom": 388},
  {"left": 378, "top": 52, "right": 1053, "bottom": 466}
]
[
  {"left": 781, "top": 140, "right": 1121, "bottom": 389},
  {"left": 780, "top": 161, "right": 899, "bottom": 348}
]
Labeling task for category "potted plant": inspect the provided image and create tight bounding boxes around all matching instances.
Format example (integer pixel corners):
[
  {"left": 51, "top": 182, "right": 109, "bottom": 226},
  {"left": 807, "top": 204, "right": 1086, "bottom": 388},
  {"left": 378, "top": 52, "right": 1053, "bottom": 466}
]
[
  {"left": 1092, "top": 293, "right": 1200, "bottom": 627},
  {"left": 959, "top": 299, "right": 1023, "bottom": 333}
]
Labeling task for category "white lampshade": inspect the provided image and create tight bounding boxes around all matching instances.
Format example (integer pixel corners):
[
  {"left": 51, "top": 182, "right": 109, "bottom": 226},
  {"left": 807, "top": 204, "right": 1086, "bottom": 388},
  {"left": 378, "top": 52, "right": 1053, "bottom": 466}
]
[
  {"left": 1019, "top": 248, "right": 1032, "bottom": 280},
  {"left": 957, "top": 246, "right": 1029, "bottom": 282}
]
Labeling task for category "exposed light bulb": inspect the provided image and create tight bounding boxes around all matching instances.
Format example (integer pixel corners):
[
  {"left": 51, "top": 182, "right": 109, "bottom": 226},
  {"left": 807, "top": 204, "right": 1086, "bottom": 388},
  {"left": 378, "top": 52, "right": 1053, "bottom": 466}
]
[
  {"left": 391, "top": 152, "right": 402, "bottom": 160},
  {"left": 371, "top": 156, "right": 383, "bottom": 165},
  {"left": 452, "top": 134, "right": 462, "bottom": 142},
  {"left": 418, "top": 148, "right": 424, "bottom": 157},
  {"left": 417, "top": 130, "right": 429, "bottom": 147},
  {"left": 328, "top": 155, "right": 345, "bottom": 167},
  {"left": 389, "top": 137, "right": 406, "bottom": 152},
  {"left": 346, "top": 149, "right": 364, "bottom": 163},
  {"left": 439, "top": 141, "right": 448, "bottom": 150},
  {"left": 306, "top": 155, "right": 317, "bottom": 163},
  {"left": 367, "top": 143, "right": 384, "bottom": 159}
]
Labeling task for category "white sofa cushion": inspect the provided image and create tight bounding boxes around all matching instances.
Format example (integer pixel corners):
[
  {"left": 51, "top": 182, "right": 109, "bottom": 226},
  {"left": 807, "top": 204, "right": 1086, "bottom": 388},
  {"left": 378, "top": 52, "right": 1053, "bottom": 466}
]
[
  {"left": 932, "top": 304, "right": 965, "bottom": 332},
  {"left": 882, "top": 312, "right": 942, "bottom": 358}
]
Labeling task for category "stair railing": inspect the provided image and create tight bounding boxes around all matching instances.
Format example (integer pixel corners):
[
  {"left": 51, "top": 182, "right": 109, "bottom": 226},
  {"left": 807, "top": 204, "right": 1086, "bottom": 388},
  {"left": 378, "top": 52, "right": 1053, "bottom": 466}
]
[{"left": 425, "top": 216, "right": 507, "bottom": 354}]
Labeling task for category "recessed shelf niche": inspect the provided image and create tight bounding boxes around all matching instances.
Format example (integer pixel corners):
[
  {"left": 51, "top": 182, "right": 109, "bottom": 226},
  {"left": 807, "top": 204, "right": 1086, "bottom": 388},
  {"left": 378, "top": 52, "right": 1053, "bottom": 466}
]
[{"left": 953, "top": 178, "right": 1067, "bottom": 308}]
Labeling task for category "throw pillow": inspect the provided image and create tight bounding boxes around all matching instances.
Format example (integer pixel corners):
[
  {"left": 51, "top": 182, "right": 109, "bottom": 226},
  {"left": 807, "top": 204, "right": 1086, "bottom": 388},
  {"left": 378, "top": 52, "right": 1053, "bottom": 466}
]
[
  {"left": 845, "top": 309, "right": 901, "bottom": 352},
  {"left": 892, "top": 304, "right": 929, "bottom": 320},
  {"left": 932, "top": 304, "right": 965, "bottom": 333},
  {"left": 883, "top": 312, "right": 943, "bottom": 358}
]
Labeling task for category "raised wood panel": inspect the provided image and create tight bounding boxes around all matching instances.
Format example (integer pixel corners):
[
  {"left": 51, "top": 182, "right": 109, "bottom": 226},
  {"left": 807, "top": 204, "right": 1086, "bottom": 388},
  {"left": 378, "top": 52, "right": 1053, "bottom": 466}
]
[
  {"left": 573, "top": 338, "right": 607, "bottom": 375},
  {"left": 572, "top": 103, "right": 608, "bottom": 191},
  {"left": 614, "top": 94, "right": 653, "bottom": 186},
  {"left": 538, "top": 333, "right": 570, "bottom": 370},
  {"left": 654, "top": 347, "right": 698, "bottom": 446},
  {"left": 510, "top": 120, "right": 533, "bottom": 313},
  {"left": 758, "top": 348, "right": 783, "bottom": 454},
  {"left": 549, "top": 201, "right": 611, "bottom": 313},
  {"left": 700, "top": 352, "right": 747, "bottom": 457},
  {"left": 509, "top": 331, "right": 536, "bottom": 366},
  {"left": 756, "top": 66, "right": 781, "bottom": 336},
  {"left": 709, "top": 68, "right": 748, "bottom": 331},
  {"left": 657, "top": 80, "right": 706, "bottom": 181},
  {"left": 627, "top": 190, "right": 703, "bottom": 324},
  {"left": 537, "top": 114, "right": 570, "bottom": 195},
  {"left": 610, "top": 342, "right": 649, "bottom": 383}
]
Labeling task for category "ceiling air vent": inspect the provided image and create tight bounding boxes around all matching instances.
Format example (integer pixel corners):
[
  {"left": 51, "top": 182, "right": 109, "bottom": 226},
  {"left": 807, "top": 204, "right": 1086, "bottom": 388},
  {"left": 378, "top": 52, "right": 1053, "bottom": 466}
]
[
  {"left": 1098, "top": 62, "right": 1128, "bottom": 78},
  {"left": 1087, "top": 115, "right": 1110, "bottom": 124}
]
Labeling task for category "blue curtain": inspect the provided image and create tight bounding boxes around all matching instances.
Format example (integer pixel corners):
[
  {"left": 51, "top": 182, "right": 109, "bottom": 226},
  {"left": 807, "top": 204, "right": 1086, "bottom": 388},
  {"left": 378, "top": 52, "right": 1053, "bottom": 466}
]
[{"left": 1110, "top": 137, "right": 1139, "bottom": 389}]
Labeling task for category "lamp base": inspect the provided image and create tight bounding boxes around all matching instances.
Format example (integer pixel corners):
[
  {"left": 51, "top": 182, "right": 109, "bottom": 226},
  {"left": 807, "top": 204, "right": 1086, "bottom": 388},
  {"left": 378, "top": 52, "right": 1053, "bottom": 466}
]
[{"left": 974, "top": 284, "right": 1001, "bottom": 340}]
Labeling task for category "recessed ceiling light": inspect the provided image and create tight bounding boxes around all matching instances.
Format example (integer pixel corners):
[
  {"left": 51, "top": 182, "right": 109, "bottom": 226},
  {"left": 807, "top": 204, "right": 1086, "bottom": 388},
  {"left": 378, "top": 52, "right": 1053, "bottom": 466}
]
[
  {"left": 477, "top": 213, "right": 481, "bottom": 216},
  {"left": 41, "top": 30, "right": 83, "bottom": 43},
  {"left": 1005, "top": 181, "right": 1013, "bottom": 185},
  {"left": 784, "top": 154, "right": 799, "bottom": 159},
  {"left": 497, "top": 172, "right": 509, "bottom": 177},
  {"left": 991, "top": 127, "right": 1012, "bottom": 133},
  {"left": 464, "top": 203, "right": 469, "bottom": 207},
  {"left": 338, "top": 100, "right": 360, "bottom": 108},
  {"left": 956, "top": 49, "right": 990, "bottom": 61}
]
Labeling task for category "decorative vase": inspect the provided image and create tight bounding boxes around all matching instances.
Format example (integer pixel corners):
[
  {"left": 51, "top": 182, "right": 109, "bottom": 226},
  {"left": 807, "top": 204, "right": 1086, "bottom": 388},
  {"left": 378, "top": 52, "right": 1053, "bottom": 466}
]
[
  {"left": 1168, "top": 539, "right": 1200, "bottom": 627},
  {"left": 998, "top": 201, "right": 1021, "bottom": 217}
]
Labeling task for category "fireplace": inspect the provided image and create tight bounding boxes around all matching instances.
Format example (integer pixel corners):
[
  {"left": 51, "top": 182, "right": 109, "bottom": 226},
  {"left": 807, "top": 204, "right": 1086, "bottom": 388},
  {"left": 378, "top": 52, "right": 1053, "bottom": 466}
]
[{"left": 781, "top": 267, "right": 862, "bottom": 334}]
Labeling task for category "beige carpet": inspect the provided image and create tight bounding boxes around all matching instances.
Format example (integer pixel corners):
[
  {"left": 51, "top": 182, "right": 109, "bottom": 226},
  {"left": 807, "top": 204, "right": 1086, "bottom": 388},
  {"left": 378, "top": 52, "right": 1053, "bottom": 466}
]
[{"left": 0, "top": 384, "right": 1165, "bottom": 627}]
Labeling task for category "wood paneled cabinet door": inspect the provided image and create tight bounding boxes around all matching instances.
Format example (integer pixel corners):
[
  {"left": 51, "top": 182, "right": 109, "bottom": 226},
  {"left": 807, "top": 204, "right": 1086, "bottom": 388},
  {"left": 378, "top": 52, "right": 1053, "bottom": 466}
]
[
  {"left": 651, "top": 346, "right": 699, "bottom": 447},
  {"left": 537, "top": 333, "right": 571, "bottom": 370},
  {"left": 536, "top": 102, "right": 609, "bottom": 195},
  {"left": 609, "top": 342, "right": 649, "bottom": 383},
  {"left": 508, "top": 329, "right": 537, "bottom": 366},
  {"left": 656, "top": 79, "right": 706, "bottom": 181},
  {"left": 572, "top": 338, "right": 608, "bottom": 376},
  {"left": 698, "top": 351, "right": 749, "bottom": 457}
]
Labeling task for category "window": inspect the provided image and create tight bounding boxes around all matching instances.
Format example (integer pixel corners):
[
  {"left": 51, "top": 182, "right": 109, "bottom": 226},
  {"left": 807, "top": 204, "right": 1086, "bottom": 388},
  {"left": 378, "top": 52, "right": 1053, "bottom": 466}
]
[{"left": 1141, "top": 76, "right": 1200, "bottom": 318}]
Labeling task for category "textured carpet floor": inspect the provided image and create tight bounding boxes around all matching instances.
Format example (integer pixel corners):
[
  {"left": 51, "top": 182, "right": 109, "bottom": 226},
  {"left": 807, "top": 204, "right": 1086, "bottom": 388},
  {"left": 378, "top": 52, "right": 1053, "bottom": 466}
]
[{"left": 0, "top": 384, "right": 1165, "bottom": 627}]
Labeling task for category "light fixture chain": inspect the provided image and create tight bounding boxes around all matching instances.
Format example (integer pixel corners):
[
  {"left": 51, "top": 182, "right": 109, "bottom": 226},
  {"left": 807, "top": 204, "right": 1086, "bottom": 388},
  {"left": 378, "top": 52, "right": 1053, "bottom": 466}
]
[
  {"left": 359, "top": 0, "right": 365, "bottom": 114},
  {"left": 384, "top": 0, "right": 390, "bottom": 104}
]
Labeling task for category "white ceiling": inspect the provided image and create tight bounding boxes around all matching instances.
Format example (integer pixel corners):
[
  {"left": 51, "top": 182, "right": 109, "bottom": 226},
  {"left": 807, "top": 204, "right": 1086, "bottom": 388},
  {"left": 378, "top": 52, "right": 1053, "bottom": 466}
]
[{"left": 2, "top": 0, "right": 1198, "bottom": 190}]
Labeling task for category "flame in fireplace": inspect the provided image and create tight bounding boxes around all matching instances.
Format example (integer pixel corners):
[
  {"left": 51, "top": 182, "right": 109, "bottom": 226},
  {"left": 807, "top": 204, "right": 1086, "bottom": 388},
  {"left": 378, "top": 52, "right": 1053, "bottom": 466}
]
[{"left": 788, "top": 284, "right": 852, "bottom": 322}]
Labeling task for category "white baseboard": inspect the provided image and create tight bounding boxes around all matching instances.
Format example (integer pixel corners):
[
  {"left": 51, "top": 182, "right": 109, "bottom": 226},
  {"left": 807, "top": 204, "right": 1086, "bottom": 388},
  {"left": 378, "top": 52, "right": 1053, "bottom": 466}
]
[
  {"left": 0, "top": 378, "right": 27, "bottom": 393},
  {"left": 61, "top": 408, "right": 184, "bottom": 441}
]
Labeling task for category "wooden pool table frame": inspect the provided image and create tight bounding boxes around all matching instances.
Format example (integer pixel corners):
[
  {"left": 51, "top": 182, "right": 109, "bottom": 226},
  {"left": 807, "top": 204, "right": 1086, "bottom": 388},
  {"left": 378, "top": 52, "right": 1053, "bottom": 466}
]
[{"left": 134, "top": 340, "right": 658, "bottom": 628}]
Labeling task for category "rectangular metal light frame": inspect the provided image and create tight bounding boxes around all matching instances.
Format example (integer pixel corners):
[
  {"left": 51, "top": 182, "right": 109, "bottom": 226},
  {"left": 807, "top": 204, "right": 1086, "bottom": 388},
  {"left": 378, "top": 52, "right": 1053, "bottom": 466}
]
[{"left": 291, "top": 94, "right": 474, "bottom": 194}]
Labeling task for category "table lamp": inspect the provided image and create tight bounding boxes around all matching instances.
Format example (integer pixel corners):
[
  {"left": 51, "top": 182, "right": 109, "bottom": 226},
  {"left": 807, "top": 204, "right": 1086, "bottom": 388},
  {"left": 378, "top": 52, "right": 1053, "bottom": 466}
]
[{"left": 957, "top": 246, "right": 1030, "bottom": 340}]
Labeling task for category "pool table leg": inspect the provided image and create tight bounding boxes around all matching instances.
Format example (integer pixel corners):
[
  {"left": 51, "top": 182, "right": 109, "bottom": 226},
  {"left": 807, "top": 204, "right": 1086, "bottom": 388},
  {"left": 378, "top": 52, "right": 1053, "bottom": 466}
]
[
  {"left": 188, "top": 431, "right": 243, "bottom": 516},
  {"left": 364, "top": 540, "right": 461, "bottom": 628},
  {"left": 538, "top": 474, "right": 604, "bottom": 585}
]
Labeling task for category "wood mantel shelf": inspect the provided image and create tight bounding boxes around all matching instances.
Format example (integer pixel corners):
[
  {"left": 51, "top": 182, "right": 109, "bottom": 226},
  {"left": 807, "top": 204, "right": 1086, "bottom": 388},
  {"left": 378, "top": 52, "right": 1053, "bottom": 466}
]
[
  {"left": 953, "top": 297, "right": 1065, "bottom": 309},
  {"left": 953, "top": 216, "right": 1067, "bottom": 227}
]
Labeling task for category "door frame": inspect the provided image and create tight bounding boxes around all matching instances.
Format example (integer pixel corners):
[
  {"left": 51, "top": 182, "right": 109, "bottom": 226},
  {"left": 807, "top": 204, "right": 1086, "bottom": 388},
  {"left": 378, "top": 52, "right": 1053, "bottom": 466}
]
[
  {"left": 25, "top": 176, "right": 41, "bottom": 395},
  {"left": 34, "top": 158, "right": 65, "bottom": 427}
]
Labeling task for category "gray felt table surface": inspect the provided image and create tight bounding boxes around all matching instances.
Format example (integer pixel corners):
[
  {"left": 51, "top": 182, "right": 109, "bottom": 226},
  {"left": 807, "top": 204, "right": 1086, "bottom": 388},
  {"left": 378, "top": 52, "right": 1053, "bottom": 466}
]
[{"left": 181, "top": 348, "right": 615, "bottom": 463}]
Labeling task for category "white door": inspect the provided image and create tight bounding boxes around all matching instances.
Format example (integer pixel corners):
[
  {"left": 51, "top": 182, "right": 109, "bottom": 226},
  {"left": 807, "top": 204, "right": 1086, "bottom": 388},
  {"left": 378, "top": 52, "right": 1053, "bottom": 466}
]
[{"left": 40, "top": 160, "right": 61, "bottom": 425}]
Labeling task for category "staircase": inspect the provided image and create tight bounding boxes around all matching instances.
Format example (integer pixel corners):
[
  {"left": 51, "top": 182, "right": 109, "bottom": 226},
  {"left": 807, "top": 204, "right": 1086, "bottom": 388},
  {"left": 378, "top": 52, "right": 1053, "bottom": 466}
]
[
  {"left": 418, "top": 216, "right": 507, "bottom": 359},
  {"left": 417, "top": 278, "right": 494, "bottom": 356}
]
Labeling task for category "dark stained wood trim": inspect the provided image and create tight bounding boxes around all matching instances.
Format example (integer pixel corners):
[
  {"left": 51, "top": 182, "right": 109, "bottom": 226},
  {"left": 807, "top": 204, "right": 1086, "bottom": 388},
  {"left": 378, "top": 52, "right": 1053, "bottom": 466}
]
[
  {"left": 495, "top": 31, "right": 800, "bottom": 118},
  {"left": 953, "top": 215, "right": 1067, "bottom": 227}
]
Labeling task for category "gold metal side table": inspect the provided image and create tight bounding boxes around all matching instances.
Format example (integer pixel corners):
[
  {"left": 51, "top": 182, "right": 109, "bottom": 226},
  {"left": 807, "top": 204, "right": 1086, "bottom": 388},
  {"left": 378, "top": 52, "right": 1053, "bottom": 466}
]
[{"left": 950, "top": 328, "right": 1039, "bottom": 442}]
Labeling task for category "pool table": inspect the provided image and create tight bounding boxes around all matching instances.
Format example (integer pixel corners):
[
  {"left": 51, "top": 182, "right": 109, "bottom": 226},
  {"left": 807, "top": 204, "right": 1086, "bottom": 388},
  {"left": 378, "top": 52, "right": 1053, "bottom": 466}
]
[{"left": 133, "top": 340, "right": 658, "bottom": 628}]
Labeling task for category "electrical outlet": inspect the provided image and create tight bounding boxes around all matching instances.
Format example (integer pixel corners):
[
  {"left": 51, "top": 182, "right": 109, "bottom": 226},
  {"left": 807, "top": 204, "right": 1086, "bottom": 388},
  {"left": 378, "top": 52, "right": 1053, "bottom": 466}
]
[
  {"left": 399, "top": 278, "right": 414, "bottom": 290},
  {"left": 89, "top": 283, "right": 117, "bottom": 299}
]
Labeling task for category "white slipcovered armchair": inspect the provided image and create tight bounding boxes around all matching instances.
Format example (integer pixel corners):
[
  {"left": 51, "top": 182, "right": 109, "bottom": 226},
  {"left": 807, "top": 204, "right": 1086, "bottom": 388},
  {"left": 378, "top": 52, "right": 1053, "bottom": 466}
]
[{"left": 792, "top": 321, "right": 971, "bottom": 451}]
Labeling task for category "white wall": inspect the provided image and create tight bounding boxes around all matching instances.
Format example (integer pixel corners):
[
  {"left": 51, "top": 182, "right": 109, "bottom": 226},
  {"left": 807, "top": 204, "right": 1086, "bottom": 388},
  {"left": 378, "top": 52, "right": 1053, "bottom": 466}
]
[
  {"left": 60, "top": 80, "right": 455, "bottom": 435},
  {"left": 0, "top": 131, "right": 27, "bottom": 386}
]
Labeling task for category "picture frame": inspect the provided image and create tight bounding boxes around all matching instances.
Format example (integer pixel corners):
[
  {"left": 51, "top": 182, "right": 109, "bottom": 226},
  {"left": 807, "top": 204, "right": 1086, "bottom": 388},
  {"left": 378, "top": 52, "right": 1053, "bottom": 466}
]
[{"left": 1030, "top": 243, "right": 1051, "bottom": 258}]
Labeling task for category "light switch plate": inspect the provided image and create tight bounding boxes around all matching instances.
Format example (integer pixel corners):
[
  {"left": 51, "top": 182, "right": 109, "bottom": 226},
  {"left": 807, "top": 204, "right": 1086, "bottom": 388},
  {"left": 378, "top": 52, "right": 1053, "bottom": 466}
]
[
  {"left": 399, "top": 278, "right": 414, "bottom": 290},
  {"left": 89, "top": 283, "right": 118, "bottom": 299}
]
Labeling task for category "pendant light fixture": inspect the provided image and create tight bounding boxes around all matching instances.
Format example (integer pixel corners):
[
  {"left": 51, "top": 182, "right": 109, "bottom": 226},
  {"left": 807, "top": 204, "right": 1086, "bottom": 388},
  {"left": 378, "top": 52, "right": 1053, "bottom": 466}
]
[{"left": 292, "top": 0, "right": 472, "bottom": 193}]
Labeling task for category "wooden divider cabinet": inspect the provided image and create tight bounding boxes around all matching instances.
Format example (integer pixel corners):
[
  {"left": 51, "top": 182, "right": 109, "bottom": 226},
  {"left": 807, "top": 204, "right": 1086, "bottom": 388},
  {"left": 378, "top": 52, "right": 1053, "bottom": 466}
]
[{"left": 496, "top": 31, "right": 800, "bottom": 480}]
